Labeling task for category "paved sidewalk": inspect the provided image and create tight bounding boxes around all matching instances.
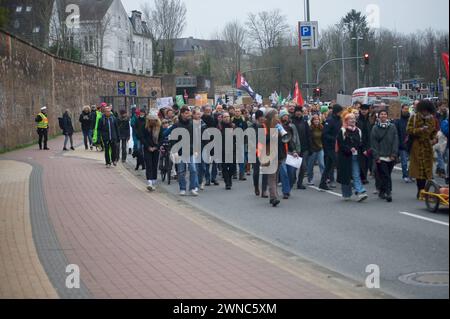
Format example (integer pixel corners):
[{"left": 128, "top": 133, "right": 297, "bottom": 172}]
[
  {"left": 0, "top": 133, "right": 383, "bottom": 299},
  {"left": 0, "top": 161, "right": 57, "bottom": 298}
]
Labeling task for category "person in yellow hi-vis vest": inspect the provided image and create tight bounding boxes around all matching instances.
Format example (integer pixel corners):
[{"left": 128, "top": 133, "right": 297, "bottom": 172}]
[{"left": 35, "top": 106, "right": 49, "bottom": 150}]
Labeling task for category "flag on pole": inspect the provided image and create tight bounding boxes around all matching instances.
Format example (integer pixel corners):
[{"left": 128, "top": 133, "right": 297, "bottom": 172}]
[
  {"left": 236, "top": 72, "right": 256, "bottom": 99},
  {"left": 442, "top": 53, "right": 449, "bottom": 79},
  {"left": 278, "top": 92, "right": 283, "bottom": 105},
  {"left": 293, "top": 81, "right": 304, "bottom": 106}
]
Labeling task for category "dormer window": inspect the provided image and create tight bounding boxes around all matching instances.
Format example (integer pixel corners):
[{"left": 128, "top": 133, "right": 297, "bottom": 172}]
[
  {"left": 33, "top": 26, "right": 40, "bottom": 33},
  {"left": 16, "top": 6, "right": 23, "bottom": 12},
  {"left": 26, "top": 6, "right": 32, "bottom": 12}
]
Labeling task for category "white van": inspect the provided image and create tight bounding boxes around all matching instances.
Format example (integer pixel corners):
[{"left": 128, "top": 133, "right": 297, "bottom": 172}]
[{"left": 352, "top": 87, "right": 400, "bottom": 105}]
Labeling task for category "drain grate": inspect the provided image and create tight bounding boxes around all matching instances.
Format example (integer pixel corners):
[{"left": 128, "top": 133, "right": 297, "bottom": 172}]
[{"left": 399, "top": 271, "right": 449, "bottom": 287}]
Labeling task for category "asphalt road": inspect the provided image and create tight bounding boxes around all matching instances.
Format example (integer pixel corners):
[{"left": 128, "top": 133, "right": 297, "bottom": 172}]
[{"left": 137, "top": 161, "right": 449, "bottom": 299}]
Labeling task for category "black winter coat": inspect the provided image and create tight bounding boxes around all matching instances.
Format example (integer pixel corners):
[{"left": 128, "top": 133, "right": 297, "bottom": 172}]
[
  {"left": 292, "top": 116, "right": 312, "bottom": 154},
  {"left": 117, "top": 116, "right": 131, "bottom": 140},
  {"left": 394, "top": 115, "right": 410, "bottom": 151},
  {"left": 97, "top": 115, "right": 119, "bottom": 143},
  {"left": 336, "top": 127, "right": 363, "bottom": 185},
  {"left": 322, "top": 114, "right": 342, "bottom": 152},
  {"left": 142, "top": 128, "right": 163, "bottom": 152},
  {"left": 79, "top": 111, "right": 94, "bottom": 132},
  {"left": 221, "top": 122, "right": 236, "bottom": 163},
  {"left": 62, "top": 113, "right": 74, "bottom": 135},
  {"left": 357, "top": 114, "right": 372, "bottom": 151}
]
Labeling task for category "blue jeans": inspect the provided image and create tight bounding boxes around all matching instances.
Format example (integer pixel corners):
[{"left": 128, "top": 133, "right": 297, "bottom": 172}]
[
  {"left": 201, "top": 162, "right": 218, "bottom": 183},
  {"left": 177, "top": 156, "right": 199, "bottom": 191},
  {"left": 280, "top": 162, "right": 292, "bottom": 195},
  {"left": 341, "top": 155, "right": 367, "bottom": 198},
  {"left": 307, "top": 150, "right": 325, "bottom": 183},
  {"left": 436, "top": 149, "right": 446, "bottom": 171},
  {"left": 82, "top": 129, "right": 93, "bottom": 149},
  {"left": 399, "top": 150, "right": 409, "bottom": 179}
]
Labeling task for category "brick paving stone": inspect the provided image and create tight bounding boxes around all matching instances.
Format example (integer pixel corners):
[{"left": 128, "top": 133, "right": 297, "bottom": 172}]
[{"left": 0, "top": 134, "right": 374, "bottom": 299}]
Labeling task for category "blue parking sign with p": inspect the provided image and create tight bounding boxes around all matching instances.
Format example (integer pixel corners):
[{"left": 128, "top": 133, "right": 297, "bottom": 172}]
[{"left": 301, "top": 26, "right": 312, "bottom": 37}]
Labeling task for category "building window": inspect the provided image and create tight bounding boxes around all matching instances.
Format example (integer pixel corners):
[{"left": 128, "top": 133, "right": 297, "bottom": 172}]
[
  {"left": 13, "top": 20, "right": 20, "bottom": 29},
  {"left": 26, "top": 6, "right": 32, "bottom": 12},
  {"left": 132, "top": 41, "right": 136, "bottom": 56},
  {"left": 33, "top": 26, "right": 40, "bottom": 33},
  {"left": 139, "top": 43, "right": 142, "bottom": 57},
  {"left": 119, "top": 51, "right": 123, "bottom": 69},
  {"left": 16, "top": 6, "right": 22, "bottom": 12},
  {"left": 118, "top": 16, "right": 121, "bottom": 29},
  {"left": 89, "top": 35, "right": 94, "bottom": 53},
  {"left": 84, "top": 36, "right": 89, "bottom": 51}
]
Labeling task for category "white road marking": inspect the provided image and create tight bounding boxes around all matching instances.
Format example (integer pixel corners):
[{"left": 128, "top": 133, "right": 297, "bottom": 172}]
[
  {"left": 399, "top": 212, "right": 449, "bottom": 227},
  {"left": 309, "top": 186, "right": 342, "bottom": 198}
]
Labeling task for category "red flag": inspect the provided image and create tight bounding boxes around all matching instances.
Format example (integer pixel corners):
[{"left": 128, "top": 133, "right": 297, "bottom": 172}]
[
  {"left": 442, "top": 53, "right": 449, "bottom": 78},
  {"left": 293, "top": 81, "right": 304, "bottom": 106}
]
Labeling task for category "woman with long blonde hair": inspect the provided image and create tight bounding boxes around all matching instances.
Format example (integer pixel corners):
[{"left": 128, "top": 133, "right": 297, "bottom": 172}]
[{"left": 142, "top": 113, "right": 163, "bottom": 191}]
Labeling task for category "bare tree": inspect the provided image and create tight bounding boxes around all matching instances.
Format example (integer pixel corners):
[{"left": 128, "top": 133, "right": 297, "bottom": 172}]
[
  {"left": 142, "top": 0, "right": 187, "bottom": 74},
  {"left": 222, "top": 20, "right": 246, "bottom": 77},
  {"left": 246, "top": 9, "right": 289, "bottom": 54}
]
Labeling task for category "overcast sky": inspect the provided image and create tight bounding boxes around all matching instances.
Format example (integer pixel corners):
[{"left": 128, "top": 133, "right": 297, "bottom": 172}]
[{"left": 121, "top": 0, "right": 449, "bottom": 39}]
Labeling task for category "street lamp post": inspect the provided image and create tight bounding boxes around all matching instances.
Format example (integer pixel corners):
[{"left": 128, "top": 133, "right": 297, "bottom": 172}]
[
  {"left": 393, "top": 45, "right": 403, "bottom": 84},
  {"left": 352, "top": 36, "right": 364, "bottom": 89}
]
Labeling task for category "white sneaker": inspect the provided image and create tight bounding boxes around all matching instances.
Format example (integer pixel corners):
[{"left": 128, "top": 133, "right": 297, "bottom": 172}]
[
  {"left": 307, "top": 181, "right": 314, "bottom": 186},
  {"left": 191, "top": 190, "right": 199, "bottom": 197},
  {"left": 358, "top": 193, "right": 369, "bottom": 202},
  {"left": 200, "top": 182, "right": 205, "bottom": 191},
  {"left": 403, "top": 177, "right": 412, "bottom": 183},
  {"left": 179, "top": 190, "right": 187, "bottom": 196}
]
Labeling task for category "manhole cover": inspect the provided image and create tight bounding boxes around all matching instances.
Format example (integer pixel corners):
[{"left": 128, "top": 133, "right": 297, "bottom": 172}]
[{"left": 399, "top": 271, "right": 449, "bottom": 287}]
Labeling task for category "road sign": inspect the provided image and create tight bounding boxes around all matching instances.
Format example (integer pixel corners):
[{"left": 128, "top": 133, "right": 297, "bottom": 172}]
[
  {"left": 129, "top": 81, "right": 137, "bottom": 96},
  {"left": 301, "top": 83, "right": 317, "bottom": 89},
  {"left": 118, "top": 81, "right": 126, "bottom": 96},
  {"left": 299, "top": 21, "right": 319, "bottom": 50}
]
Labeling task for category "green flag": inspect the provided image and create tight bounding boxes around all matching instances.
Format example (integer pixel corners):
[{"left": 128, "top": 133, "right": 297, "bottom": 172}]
[{"left": 176, "top": 95, "right": 185, "bottom": 107}]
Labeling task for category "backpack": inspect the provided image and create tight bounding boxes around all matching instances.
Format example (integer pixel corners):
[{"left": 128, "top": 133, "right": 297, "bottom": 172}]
[{"left": 58, "top": 117, "right": 64, "bottom": 130}]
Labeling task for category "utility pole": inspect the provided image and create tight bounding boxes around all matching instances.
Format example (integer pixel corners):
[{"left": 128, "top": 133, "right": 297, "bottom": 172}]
[
  {"left": 393, "top": 45, "right": 403, "bottom": 84},
  {"left": 341, "top": 29, "right": 346, "bottom": 94},
  {"left": 304, "top": 0, "right": 311, "bottom": 101},
  {"left": 352, "top": 36, "right": 363, "bottom": 89}
]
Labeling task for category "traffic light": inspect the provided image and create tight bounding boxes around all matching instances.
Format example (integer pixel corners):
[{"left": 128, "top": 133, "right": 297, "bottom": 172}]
[
  {"left": 364, "top": 53, "right": 370, "bottom": 65},
  {"left": 314, "top": 88, "right": 322, "bottom": 98}
]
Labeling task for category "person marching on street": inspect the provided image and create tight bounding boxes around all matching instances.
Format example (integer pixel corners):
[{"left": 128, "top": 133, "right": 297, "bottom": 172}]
[
  {"left": 134, "top": 108, "right": 147, "bottom": 171},
  {"left": 35, "top": 106, "right": 50, "bottom": 150},
  {"left": 117, "top": 109, "right": 131, "bottom": 163},
  {"left": 357, "top": 104, "right": 373, "bottom": 185},
  {"left": 171, "top": 107, "right": 199, "bottom": 196},
  {"left": 98, "top": 107, "right": 120, "bottom": 168},
  {"left": 319, "top": 104, "right": 343, "bottom": 191},
  {"left": 61, "top": 109, "right": 75, "bottom": 151},
  {"left": 93, "top": 103, "right": 106, "bottom": 151},
  {"left": 79, "top": 105, "right": 95, "bottom": 150},
  {"left": 371, "top": 110, "right": 399, "bottom": 203},
  {"left": 395, "top": 104, "right": 413, "bottom": 183},
  {"left": 142, "top": 112, "right": 163, "bottom": 191},
  {"left": 279, "top": 109, "right": 301, "bottom": 198},
  {"left": 307, "top": 114, "right": 325, "bottom": 186},
  {"left": 291, "top": 106, "right": 312, "bottom": 190},
  {"left": 407, "top": 100, "right": 438, "bottom": 199},
  {"left": 253, "top": 110, "right": 269, "bottom": 197},
  {"left": 220, "top": 112, "right": 236, "bottom": 190},
  {"left": 336, "top": 112, "right": 368, "bottom": 202}
]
